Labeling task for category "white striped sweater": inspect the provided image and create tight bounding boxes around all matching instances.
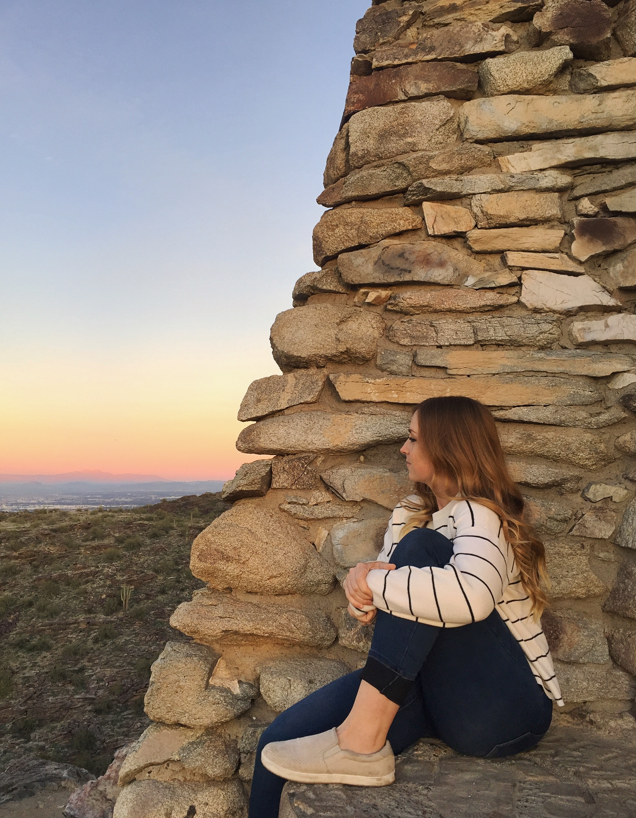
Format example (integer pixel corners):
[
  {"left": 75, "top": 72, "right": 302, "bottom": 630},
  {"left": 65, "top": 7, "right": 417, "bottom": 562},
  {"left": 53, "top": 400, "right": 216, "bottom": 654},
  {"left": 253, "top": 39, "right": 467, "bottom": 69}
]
[{"left": 364, "top": 497, "right": 564, "bottom": 706}]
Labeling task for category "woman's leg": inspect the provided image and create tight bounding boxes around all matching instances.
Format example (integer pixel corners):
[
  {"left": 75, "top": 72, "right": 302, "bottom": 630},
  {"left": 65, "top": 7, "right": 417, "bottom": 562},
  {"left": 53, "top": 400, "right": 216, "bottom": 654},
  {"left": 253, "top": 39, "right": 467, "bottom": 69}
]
[{"left": 339, "top": 527, "right": 552, "bottom": 758}]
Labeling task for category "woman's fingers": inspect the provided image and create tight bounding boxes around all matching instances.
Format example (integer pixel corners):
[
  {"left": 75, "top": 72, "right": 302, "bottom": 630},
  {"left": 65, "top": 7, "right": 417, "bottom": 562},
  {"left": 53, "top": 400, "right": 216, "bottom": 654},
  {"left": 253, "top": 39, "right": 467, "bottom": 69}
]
[{"left": 344, "top": 562, "right": 397, "bottom": 607}]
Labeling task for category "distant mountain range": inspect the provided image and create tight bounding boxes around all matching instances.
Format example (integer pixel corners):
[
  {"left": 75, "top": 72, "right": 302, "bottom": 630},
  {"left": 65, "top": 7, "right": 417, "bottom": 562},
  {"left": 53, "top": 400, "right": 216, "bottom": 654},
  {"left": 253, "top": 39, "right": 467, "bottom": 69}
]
[{"left": 0, "top": 470, "right": 171, "bottom": 484}]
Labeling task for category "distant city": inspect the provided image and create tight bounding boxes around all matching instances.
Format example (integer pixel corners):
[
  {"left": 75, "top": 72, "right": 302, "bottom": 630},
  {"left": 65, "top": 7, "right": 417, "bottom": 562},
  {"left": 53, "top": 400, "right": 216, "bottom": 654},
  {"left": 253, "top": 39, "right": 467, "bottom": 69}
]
[{"left": 0, "top": 473, "right": 227, "bottom": 511}]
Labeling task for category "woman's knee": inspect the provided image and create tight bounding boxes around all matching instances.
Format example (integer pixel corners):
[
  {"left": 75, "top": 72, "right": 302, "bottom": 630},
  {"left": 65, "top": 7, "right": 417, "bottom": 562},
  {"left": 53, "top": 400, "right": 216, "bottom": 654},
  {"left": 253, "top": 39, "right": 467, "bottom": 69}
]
[{"left": 390, "top": 527, "right": 453, "bottom": 569}]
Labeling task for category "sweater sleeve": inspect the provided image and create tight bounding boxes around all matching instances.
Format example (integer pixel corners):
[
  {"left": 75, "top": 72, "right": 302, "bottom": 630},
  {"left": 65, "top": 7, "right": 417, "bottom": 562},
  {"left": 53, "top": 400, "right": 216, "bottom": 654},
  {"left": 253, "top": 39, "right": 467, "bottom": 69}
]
[{"left": 365, "top": 500, "right": 511, "bottom": 627}]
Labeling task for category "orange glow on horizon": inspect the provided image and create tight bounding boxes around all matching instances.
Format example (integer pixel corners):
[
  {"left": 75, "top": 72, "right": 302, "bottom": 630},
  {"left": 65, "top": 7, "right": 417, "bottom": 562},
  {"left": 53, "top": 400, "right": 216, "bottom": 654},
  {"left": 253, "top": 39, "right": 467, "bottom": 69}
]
[{"left": 0, "top": 344, "right": 279, "bottom": 481}]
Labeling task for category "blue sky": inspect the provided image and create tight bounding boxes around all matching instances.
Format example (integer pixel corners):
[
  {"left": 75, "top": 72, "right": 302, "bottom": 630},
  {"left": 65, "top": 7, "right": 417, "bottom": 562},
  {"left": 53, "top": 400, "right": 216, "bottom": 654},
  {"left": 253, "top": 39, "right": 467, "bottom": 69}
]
[{"left": 0, "top": 0, "right": 368, "bottom": 478}]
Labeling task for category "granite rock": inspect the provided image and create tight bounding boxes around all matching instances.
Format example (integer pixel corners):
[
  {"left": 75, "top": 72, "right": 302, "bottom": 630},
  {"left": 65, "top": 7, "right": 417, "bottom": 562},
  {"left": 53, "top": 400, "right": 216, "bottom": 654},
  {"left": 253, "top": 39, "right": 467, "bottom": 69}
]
[
  {"left": 608, "top": 629, "right": 636, "bottom": 676},
  {"left": 389, "top": 314, "right": 561, "bottom": 348},
  {"left": 492, "top": 405, "right": 626, "bottom": 428},
  {"left": 572, "top": 58, "right": 636, "bottom": 94},
  {"left": 605, "top": 187, "right": 636, "bottom": 213},
  {"left": 472, "top": 191, "right": 562, "bottom": 228},
  {"left": 569, "top": 507, "right": 617, "bottom": 539},
  {"left": 571, "top": 164, "right": 636, "bottom": 199},
  {"left": 553, "top": 661, "right": 635, "bottom": 702},
  {"left": 544, "top": 538, "right": 606, "bottom": 597},
  {"left": 377, "top": 346, "right": 413, "bottom": 376},
  {"left": 570, "top": 313, "right": 636, "bottom": 344},
  {"left": 118, "top": 724, "right": 238, "bottom": 786},
  {"left": 271, "top": 455, "right": 320, "bottom": 490},
  {"left": 616, "top": 0, "right": 636, "bottom": 57},
  {"left": 64, "top": 749, "right": 126, "bottom": 818},
  {"left": 337, "top": 607, "right": 375, "bottom": 653},
  {"left": 313, "top": 206, "right": 422, "bottom": 265},
  {"left": 330, "top": 373, "right": 600, "bottom": 408},
  {"left": 338, "top": 239, "right": 483, "bottom": 286},
  {"left": 460, "top": 89, "right": 636, "bottom": 142},
  {"left": 499, "top": 131, "right": 636, "bottom": 174},
  {"left": 331, "top": 518, "right": 389, "bottom": 567},
  {"left": 467, "top": 227, "right": 565, "bottom": 253},
  {"left": 542, "top": 609, "right": 610, "bottom": 663},
  {"left": 415, "top": 348, "right": 630, "bottom": 377},
  {"left": 259, "top": 657, "right": 350, "bottom": 712},
  {"left": 348, "top": 98, "right": 458, "bottom": 169},
  {"left": 503, "top": 251, "right": 585, "bottom": 273},
  {"left": 318, "top": 144, "right": 493, "bottom": 208},
  {"left": 616, "top": 429, "right": 636, "bottom": 455},
  {"left": 421, "top": 201, "right": 475, "bottom": 235},
  {"left": 353, "top": 4, "right": 421, "bottom": 54},
  {"left": 292, "top": 269, "right": 348, "bottom": 302},
  {"left": 507, "top": 460, "right": 582, "bottom": 491},
  {"left": 418, "top": 0, "right": 542, "bottom": 26},
  {"left": 525, "top": 495, "right": 573, "bottom": 534},
  {"left": 464, "top": 269, "right": 519, "bottom": 288},
  {"left": 190, "top": 505, "right": 335, "bottom": 595},
  {"left": 405, "top": 169, "right": 571, "bottom": 204},
  {"left": 237, "top": 411, "right": 410, "bottom": 455},
  {"left": 386, "top": 287, "right": 517, "bottom": 314},
  {"left": 571, "top": 217, "right": 636, "bottom": 262},
  {"left": 520, "top": 269, "right": 618, "bottom": 312},
  {"left": 321, "top": 465, "right": 411, "bottom": 510},
  {"left": 479, "top": 46, "right": 572, "bottom": 96},
  {"left": 583, "top": 482, "right": 630, "bottom": 503},
  {"left": 532, "top": 0, "right": 613, "bottom": 60},
  {"left": 324, "top": 124, "right": 349, "bottom": 188},
  {"left": 222, "top": 460, "right": 272, "bottom": 502},
  {"left": 614, "top": 499, "right": 636, "bottom": 549},
  {"left": 604, "top": 560, "right": 636, "bottom": 620},
  {"left": 372, "top": 23, "right": 518, "bottom": 69},
  {"left": 170, "top": 591, "right": 337, "bottom": 648},
  {"left": 270, "top": 305, "right": 385, "bottom": 370},
  {"left": 498, "top": 424, "right": 616, "bottom": 469},
  {"left": 279, "top": 498, "right": 361, "bottom": 521},
  {"left": 112, "top": 779, "right": 246, "bottom": 818},
  {"left": 344, "top": 62, "right": 477, "bottom": 119},
  {"left": 144, "top": 642, "right": 257, "bottom": 728},
  {"left": 238, "top": 371, "right": 327, "bottom": 421}
]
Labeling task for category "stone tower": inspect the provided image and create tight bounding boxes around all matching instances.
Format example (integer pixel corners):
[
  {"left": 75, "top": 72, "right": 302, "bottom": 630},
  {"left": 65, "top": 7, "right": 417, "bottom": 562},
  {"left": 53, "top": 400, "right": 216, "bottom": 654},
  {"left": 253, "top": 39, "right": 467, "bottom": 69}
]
[{"left": 114, "top": 1, "right": 636, "bottom": 815}]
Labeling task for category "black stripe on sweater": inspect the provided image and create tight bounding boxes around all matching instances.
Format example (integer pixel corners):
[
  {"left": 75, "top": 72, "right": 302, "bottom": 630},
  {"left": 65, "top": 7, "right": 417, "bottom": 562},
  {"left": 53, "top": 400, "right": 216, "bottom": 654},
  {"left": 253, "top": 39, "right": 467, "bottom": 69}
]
[
  {"left": 430, "top": 570, "right": 444, "bottom": 626},
  {"left": 449, "top": 564, "right": 475, "bottom": 624},
  {"left": 458, "top": 552, "right": 504, "bottom": 585},
  {"left": 406, "top": 567, "right": 414, "bottom": 617},
  {"left": 453, "top": 534, "right": 508, "bottom": 567},
  {"left": 465, "top": 500, "right": 475, "bottom": 527},
  {"left": 461, "top": 571, "right": 496, "bottom": 607}
]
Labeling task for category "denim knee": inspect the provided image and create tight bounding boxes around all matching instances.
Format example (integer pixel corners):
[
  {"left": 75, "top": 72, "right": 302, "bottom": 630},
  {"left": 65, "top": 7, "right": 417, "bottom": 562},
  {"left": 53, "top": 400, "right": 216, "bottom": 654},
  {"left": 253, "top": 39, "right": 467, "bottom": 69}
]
[{"left": 390, "top": 526, "right": 454, "bottom": 570}]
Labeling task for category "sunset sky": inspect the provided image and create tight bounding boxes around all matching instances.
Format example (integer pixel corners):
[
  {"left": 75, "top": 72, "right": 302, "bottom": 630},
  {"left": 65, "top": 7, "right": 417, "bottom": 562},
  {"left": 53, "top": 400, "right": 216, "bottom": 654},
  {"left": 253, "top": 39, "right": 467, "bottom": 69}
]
[{"left": 0, "top": 0, "right": 367, "bottom": 480}]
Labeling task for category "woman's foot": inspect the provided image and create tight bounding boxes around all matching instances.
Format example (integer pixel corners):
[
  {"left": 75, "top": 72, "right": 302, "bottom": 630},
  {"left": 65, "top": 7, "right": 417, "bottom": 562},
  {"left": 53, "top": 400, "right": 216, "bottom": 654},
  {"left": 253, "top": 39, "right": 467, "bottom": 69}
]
[{"left": 260, "top": 728, "right": 395, "bottom": 787}]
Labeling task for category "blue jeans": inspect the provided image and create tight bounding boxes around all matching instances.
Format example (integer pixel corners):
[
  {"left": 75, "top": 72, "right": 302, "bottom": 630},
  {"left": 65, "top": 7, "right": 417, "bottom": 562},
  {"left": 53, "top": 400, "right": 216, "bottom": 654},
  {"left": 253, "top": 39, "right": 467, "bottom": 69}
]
[{"left": 249, "top": 527, "right": 553, "bottom": 818}]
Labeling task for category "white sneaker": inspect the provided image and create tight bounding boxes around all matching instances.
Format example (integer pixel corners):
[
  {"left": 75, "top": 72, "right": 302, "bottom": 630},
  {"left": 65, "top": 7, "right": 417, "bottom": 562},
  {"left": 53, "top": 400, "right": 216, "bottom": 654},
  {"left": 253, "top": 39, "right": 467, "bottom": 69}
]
[{"left": 260, "top": 727, "right": 395, "bottom": 786}]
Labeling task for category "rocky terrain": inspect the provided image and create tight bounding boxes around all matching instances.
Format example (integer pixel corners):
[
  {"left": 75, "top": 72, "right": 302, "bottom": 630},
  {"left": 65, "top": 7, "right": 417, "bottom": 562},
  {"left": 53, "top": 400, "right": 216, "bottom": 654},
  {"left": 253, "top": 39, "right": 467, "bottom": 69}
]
[{"left": 0, "top": 493, "right": 228, "bottom": 778}]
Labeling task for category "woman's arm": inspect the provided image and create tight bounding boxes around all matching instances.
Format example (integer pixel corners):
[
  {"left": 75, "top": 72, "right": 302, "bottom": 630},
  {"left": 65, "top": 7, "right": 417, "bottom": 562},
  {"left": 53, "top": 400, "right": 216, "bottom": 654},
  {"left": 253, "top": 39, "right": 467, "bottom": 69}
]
[{"left": 365, "top": 500, "right": 512, "bottom": 627}]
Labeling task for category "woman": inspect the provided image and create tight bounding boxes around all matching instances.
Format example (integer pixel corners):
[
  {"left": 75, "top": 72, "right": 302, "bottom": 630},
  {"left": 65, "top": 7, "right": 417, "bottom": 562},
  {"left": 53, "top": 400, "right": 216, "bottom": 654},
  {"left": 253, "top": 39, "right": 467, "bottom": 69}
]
[{"left": 249, "top": 396, "right": 562, "bottom": 817}]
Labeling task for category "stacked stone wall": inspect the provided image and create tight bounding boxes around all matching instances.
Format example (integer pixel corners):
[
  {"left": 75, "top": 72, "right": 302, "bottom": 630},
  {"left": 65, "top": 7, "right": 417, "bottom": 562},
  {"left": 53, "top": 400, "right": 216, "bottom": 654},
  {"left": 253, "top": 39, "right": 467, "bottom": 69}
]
[{"left": 114, "top": 1, "right": 636, "bottom": 814}]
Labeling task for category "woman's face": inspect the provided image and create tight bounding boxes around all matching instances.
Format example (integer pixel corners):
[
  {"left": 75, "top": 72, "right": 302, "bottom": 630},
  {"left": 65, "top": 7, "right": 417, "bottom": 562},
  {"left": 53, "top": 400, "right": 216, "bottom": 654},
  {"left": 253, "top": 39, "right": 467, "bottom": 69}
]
[{"left": 400, "top": 412, "right": 435, "bottom": 486}]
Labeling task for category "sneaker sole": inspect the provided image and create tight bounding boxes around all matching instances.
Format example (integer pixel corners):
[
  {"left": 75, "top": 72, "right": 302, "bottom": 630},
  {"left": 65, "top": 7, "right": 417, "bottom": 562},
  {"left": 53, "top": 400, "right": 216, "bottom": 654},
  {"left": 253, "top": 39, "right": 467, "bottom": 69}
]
[{"left": 261, "top": 753, "right": 395, "bottom": 787}]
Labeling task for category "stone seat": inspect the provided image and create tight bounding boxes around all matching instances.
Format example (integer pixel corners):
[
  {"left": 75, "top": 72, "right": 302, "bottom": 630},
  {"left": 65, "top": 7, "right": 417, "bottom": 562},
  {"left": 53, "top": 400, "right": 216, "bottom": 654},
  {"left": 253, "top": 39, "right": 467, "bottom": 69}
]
[{"left": 280, "top": 724, "right": 636, "bottom": 818}]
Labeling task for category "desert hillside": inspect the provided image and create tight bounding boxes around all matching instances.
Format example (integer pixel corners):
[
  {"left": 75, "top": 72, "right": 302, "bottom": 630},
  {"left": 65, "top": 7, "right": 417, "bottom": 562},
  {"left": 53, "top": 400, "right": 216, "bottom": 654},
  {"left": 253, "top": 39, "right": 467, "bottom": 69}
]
[{"left": 0, "top": 492, "right": 228, "bottom": 776}]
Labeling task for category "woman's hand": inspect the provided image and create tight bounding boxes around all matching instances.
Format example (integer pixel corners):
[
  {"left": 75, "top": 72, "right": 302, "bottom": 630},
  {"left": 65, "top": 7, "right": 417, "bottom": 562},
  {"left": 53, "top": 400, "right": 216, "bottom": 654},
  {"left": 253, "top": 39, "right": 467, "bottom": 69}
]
[
  {"left": 347, "top": 603, "right": 376, "bottom": 625},
  {"left": 344, "top": 560, "right": 396, "bottom": 610}
]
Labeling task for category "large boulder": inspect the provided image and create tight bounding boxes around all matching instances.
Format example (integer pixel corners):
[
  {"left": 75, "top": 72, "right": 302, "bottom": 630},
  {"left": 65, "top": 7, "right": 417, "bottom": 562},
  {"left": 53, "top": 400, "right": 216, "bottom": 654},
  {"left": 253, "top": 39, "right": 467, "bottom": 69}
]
[
  {"left": 144, "top": 642, "right": 257, "bottom": 728},
  {"left": 321, "top": 465, "right": 411, "bottom": 510},
  {"left": 238, "top": 371, "right": 327, "bottom": 421},
  {"left": 190, "top": 505, "right": 335, "bottom": 595},
  {"left": 258, "top": 657, "right": 350, "bottom": 712},
  {"left": 170, "top": 591, "right": 337, "bottom": 648},
  {"left": 313, "top": 206, "right": 422, "bottom": 265},
  {"left": 270, "top": 305, "right": 384, "bottom": 370},
  {"left": 112, "top": 779, "right": 246, "bottom": 818},
  {"left": 347, "top": 98, "right": 459, "bottom": 168},
  {"left": 237, "top": 411, "right": 410, "bottom": 455}
]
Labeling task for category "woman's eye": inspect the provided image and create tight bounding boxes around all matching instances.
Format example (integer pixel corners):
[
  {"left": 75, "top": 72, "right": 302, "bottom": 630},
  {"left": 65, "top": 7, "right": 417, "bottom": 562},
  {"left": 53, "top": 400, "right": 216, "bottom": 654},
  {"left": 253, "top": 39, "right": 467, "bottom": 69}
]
[{"left": 408, "top": 436, "right": 416, "bottom": 442}]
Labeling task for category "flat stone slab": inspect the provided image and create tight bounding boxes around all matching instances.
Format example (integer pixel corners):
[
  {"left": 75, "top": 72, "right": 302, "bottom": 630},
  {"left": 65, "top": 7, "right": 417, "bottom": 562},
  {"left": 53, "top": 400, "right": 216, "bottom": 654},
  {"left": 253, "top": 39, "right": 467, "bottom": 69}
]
[{"left": 281, "top": 725, "right": 636, "bottom": 818}]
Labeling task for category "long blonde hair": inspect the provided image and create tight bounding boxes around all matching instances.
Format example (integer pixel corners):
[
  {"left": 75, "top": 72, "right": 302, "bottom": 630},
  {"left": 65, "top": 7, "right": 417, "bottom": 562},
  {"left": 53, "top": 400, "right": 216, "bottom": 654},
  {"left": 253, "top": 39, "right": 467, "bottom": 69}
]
[{"left": 402, "top": 396, "right": 549, "bottom": 618}]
